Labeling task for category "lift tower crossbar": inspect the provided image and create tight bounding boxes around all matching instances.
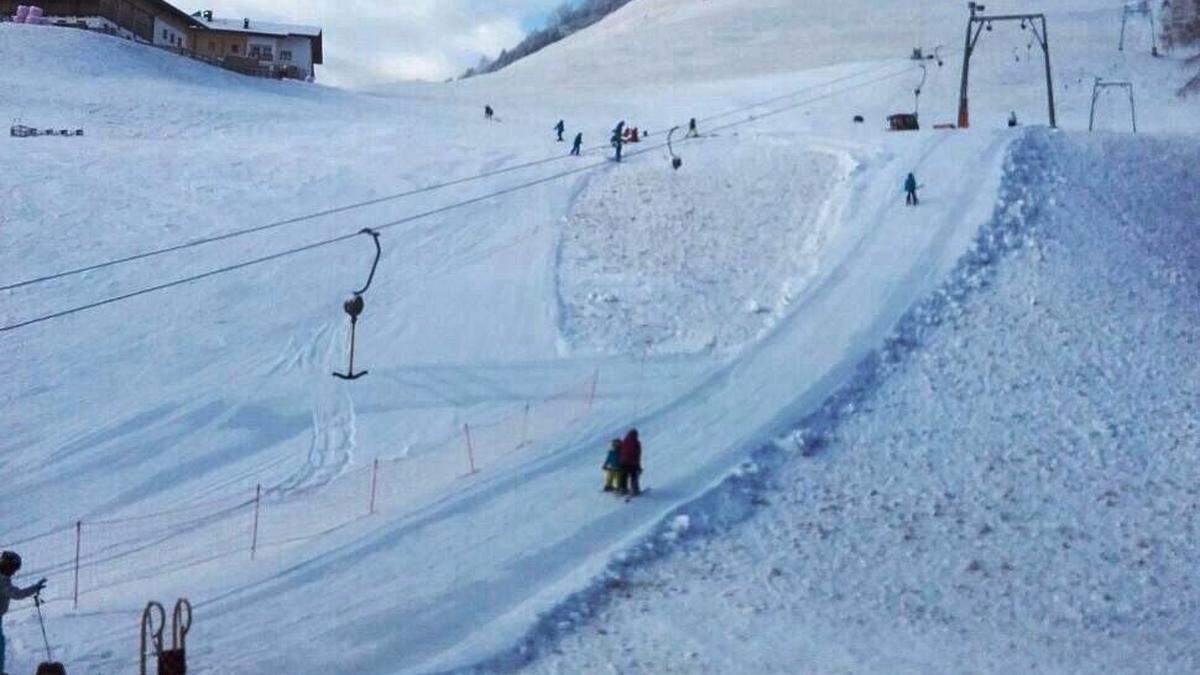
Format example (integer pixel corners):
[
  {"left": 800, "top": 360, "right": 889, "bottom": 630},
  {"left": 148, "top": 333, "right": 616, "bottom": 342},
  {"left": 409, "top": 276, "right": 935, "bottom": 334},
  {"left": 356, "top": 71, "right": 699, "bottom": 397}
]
[
  {"left": 1089, "top": 78, "right": 1137, "bottom": 133},
  {"left": 957, "top": 2, "right": 1056, "bottom": 129}
]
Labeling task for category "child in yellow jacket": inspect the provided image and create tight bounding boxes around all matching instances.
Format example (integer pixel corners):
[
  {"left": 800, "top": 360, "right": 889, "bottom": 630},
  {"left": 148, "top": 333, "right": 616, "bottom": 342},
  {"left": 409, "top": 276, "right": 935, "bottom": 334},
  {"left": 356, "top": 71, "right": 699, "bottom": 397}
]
[{"left": 602, "top": 439, "right": 622, "bottom": 492}]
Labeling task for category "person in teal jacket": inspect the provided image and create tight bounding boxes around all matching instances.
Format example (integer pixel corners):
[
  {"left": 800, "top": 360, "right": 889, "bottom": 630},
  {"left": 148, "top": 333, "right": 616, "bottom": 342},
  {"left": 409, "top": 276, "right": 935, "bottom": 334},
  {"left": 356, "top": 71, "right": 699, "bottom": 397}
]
[
  {"left": 1, "top": 551, "right": 47, "bottom": 674},
  {"left": 602, "top": 439, "right": 622, "bottom": 492},
  {"left": 904, "top": 172, "right": 920, "bottom": 206}
]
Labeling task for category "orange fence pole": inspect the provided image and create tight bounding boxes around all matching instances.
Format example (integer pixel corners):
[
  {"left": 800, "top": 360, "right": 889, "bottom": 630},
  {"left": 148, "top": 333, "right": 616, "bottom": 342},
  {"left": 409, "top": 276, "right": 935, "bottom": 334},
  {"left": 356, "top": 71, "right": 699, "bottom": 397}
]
[
  {"left": 369, "top": 459, "right": 380, "bottom": 515},
  {"left": 72, "top": 520, "right": 81, "bottom": 609},
  {"left": 463, "top": 423, "right": 478, "bottom": 475},
  {"left": 250, "top": 484, "right": 261, "bottom": 560}
]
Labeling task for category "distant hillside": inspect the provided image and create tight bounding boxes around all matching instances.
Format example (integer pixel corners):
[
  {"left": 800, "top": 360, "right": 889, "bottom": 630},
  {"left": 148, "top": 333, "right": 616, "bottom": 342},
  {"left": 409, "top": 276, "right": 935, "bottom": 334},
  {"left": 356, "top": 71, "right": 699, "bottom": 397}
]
[{"left": 461, "top": 0, "right": 635, "bottom": 78}]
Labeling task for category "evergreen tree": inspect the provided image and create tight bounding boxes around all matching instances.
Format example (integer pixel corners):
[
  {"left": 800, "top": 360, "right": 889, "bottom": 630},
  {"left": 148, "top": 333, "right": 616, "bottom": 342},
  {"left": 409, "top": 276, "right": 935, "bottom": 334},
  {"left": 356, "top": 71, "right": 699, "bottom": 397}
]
[{"left": 461, "top": 0, "right": 638, "bottom": 78}]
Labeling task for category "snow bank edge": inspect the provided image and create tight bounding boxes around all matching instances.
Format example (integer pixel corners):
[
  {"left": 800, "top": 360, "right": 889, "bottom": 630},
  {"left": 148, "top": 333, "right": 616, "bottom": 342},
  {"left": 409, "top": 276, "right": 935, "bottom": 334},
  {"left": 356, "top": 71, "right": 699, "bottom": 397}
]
[{"left": 457, "top": 128, "right": 1052, "bottom": 674}]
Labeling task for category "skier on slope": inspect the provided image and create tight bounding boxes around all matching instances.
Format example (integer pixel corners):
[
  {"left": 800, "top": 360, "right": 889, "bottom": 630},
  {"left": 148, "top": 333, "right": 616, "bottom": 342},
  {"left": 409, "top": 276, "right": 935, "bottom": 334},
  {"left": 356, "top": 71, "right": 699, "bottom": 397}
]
[
  {"left": 554, "top": 119, "right": 566, "bottom": 142},
  {"left": 1, "top": 551, "right": 47, "bottom": 674},
  {"left": 687, "top": 117, "right": 699, "bottom": 137},
  {"left": 904, "top": 172, "right": 920, "bottom": 206},
  {"left": 618, "top": 428, "right": 642, "bottom": 496},
  {"left": 570, "top": 132, "right": 584, "bottom": 156},
  {"left": 484, "top": 105, "right": 495, "bottom": 121},
  {"left": 602, "top": 439, "right": 622, "bottom": 492},
  {"left": 611, "top": 121, "right": 626, "bottom": 163}
]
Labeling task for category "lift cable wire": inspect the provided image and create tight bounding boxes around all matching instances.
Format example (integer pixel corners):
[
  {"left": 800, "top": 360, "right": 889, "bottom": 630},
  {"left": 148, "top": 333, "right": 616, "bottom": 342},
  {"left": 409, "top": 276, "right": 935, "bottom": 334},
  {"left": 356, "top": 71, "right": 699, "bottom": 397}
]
[
  {"left": 0, "top": 62, "right": 904, "bottom": 295},
  {"left": 0, "top": 64, "right": 919, "bottom": 335}
]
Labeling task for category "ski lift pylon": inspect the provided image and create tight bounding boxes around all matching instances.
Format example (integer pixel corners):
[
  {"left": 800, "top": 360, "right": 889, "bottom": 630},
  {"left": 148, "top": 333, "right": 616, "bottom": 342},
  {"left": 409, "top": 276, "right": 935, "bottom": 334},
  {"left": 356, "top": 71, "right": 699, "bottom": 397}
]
[{"left": 333, "top": 228, "right": 382, "bottom": 380}]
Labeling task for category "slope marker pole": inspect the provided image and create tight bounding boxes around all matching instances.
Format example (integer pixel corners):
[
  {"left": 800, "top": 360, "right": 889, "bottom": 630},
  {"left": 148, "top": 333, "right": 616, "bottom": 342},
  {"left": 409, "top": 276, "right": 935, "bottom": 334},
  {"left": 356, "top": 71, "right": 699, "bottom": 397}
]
[
  {"left": 368, "top": 458, "right": 380, "bottom": 515},
  {"left": 463, "top": 424, "right": 478, "bottom": 475},
  {"left": 72, "top": 520, "right": 82, "bottom": 610},
  {"left": 250, "top": 484, "right": 262, "bottom": 560}
]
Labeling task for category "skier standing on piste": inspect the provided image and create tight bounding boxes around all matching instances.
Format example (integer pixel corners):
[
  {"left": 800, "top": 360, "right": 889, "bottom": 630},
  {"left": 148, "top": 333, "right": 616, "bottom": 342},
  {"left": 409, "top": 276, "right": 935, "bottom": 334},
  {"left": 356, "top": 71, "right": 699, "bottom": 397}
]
[
  {"left": 602, "top": 439, "right": 622, "bottom": 492},
  {"left": 570, "top": 132, "right": 584, "bottom": 156},
  {"left": 904, "top": 172, "right": 920, "bottom": 206},
  {"left": 1, "top": 551, "right": 48, "bottom": 674},
  {"left": 618, "top": 428, "right": 642, "bottom": 496},
  {"left": 554, "top": 119, "right": 566, "bottom": 142},
  {"left": 611, "top": 121, "right": 626, "bottom": 162}
]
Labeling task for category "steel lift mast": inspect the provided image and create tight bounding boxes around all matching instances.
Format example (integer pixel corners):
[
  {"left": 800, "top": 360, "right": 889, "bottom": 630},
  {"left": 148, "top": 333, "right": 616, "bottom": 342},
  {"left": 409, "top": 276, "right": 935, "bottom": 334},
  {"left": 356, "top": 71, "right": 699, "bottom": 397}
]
[{"left": 957, "top": 2, "right": 1056, "bottom": 129}]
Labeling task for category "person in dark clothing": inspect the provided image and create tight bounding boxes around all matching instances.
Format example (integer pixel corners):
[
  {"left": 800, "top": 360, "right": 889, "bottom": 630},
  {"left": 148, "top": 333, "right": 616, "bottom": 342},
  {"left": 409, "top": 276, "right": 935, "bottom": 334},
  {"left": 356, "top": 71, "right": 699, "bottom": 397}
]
[
  {"left": 904, "top": 172, "right": 920, "bottom": 206},
  {"left": 484, "top": 105, "right": 494, "bottom": 120},
  {"left": 611, "top": 124, "right": 625, "bottom": 163},
  {"left": 617, "top": 428, "right": 642, "bottom": 495},
  {"left": 687, "top": 117, "right": 699, "bottom": 137},
  {"left": 1, "top": 551, "right": 47, "bottom": 674},
  {"left": 570, "top": 132, "right": 583, "bottom": 156},
  {"left": 554, "top": 119, "right": 566, "bottom": 142}
]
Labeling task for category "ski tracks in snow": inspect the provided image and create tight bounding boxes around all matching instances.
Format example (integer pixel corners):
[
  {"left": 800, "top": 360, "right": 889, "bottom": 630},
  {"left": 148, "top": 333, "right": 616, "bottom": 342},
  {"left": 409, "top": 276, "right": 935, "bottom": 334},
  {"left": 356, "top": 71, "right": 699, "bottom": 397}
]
[
  {"left": 274, "top": 321, "right": 356, "bottom": 495},
  {"left": 267, "top": 321, "right": 339, "bottom": 376}
]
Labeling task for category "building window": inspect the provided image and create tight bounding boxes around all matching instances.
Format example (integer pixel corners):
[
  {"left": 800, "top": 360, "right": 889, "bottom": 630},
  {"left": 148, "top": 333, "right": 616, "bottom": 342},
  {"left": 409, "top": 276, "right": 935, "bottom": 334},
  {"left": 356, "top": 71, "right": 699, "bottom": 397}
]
[
  {"left": 280, "top": 50, "right": 292, "bottom": 62},
  {"left": 162, "top": 29, "right": 168, "bottom": 39},
  {"left": 230, "top": 44, "right": 239, "bottom": 53}
]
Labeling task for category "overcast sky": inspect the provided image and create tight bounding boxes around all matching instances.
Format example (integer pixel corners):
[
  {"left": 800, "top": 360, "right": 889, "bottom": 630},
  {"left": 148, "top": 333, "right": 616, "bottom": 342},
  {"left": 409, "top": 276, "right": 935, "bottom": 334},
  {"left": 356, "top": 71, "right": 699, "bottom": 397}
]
[{"left": 202, "top": 1, "right": 566, "bottom": 87}]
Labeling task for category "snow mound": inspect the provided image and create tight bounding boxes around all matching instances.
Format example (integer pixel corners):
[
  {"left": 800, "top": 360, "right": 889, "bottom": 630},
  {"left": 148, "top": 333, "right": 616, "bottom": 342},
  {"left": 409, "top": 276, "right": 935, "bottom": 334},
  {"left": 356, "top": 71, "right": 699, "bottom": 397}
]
[{"left": 558, "top": 137, "right": 848, "bottom": 355}]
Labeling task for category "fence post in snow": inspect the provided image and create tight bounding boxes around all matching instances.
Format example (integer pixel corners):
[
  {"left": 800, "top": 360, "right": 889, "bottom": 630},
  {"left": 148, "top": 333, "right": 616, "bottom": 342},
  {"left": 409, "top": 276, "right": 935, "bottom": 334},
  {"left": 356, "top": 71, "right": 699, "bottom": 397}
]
[
  {"left": 463, "top": 423, "right": 478, "bottom": 475},
  {"left": 520, "top": 402, "right": 531, "bottom": 448},
  {"left": 250, "top": 484, "right": 262, "bottom": 560},
  {"left": 72, "top": 520, "right": 82, "bottom": 610},
  {"left": 586, "top": 368, "right": 599, "bottom": 411},
  {"left": 369, "top": 459, "right": 379, "bottom": 515}
]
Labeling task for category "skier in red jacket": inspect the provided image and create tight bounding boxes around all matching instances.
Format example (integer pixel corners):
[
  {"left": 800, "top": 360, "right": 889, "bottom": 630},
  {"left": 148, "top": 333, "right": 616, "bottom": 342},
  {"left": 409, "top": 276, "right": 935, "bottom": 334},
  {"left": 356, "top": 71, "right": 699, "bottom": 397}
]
[{"left": 618, "top": 428, "right": 642, "bottom": 496}]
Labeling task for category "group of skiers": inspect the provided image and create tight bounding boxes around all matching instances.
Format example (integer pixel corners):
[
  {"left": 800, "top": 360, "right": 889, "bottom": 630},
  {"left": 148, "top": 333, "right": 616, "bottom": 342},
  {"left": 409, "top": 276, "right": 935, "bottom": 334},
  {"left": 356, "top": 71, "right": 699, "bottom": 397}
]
[
  {"left": 1, "top": 551, "right": 47, "bottom": 673},
  {"left": 552, "top": 119, "right": 585, "bottom": 155},
  {"left": 486, "top": 106, "right": 708, "bottom": 165},
  {"left": 602, "top": 428, "right": 643, "bottom": 496}
]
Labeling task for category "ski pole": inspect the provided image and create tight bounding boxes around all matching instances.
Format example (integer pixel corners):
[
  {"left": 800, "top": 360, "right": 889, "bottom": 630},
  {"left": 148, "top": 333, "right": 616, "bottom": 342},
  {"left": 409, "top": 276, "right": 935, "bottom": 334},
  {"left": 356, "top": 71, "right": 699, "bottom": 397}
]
[{"left": 35, "top": 592, "right": 54, "bottom": 663}]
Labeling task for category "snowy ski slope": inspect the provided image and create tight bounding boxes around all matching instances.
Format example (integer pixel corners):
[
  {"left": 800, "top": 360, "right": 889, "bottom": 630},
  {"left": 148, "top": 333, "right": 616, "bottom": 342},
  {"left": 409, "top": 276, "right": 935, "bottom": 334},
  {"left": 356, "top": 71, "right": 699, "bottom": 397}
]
[{"left": 1, "top": 0, "right": 1197, "bottom": 672}]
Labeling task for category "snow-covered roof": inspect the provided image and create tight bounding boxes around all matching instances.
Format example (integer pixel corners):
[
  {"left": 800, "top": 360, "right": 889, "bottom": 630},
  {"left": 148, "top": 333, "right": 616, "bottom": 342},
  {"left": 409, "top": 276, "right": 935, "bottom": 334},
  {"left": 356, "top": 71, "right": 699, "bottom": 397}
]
[{"left": 196, "top": 16, "right": 321, "bottom": 38}]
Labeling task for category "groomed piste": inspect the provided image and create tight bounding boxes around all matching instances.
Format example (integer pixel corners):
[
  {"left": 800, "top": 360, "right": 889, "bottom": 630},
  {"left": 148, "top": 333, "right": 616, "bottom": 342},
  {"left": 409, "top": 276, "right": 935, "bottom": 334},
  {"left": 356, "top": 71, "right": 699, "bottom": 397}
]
[{"left": 1, "top": 0, "right": 1198, "bottom": 672}]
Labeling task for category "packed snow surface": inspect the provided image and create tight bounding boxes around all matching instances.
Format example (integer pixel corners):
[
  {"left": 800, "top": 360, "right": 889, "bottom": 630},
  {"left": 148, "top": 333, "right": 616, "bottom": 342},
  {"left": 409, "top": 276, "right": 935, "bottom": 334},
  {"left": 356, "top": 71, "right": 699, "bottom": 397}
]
[
  {"left": 1, "top": 0, "right": 1198, "bottom": 673},
  {"left": 524, "top": 131, "right": 1200, "bottom": 673}
]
